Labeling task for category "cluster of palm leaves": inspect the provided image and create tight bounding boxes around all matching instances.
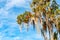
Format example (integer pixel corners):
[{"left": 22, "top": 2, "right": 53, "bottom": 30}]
[
  {"left": 17, "top": 11, "right": 35, "bottom": 31},
  {"left": 17, "top": 11, "right": 32, "bottom": 24},
  {"left": 17, "top": 0, "right": 60, "bottom": 40}
]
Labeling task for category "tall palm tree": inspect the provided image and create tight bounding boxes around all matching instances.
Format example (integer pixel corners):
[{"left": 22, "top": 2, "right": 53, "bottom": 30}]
[
  {"left": 17, "top": 0, "right": 60, "bottom": 40},
  {"left": 31, "top": 0, "right": 50, "bottom": 40}
]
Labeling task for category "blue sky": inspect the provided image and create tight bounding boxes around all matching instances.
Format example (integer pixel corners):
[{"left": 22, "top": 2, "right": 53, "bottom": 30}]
[{"left": 0, "top": 0, "right": 60, "bottom": 40}]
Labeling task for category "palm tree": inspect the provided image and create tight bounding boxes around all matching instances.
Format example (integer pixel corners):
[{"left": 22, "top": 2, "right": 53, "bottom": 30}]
[
  {"left": 31, "top": 0, "right": 50, "bottom": 40},
  {"left": 17, "top": 14, "right": 24, "bottom": 32},
  {"left": 23, "top": 11, "right": 32, "bottom": 32},
  {"left": 17, "top": 0, "right": 60, "bottom": 40},
  {"left": 31, "top": 0, "right": 41, "bottom": 33},
  {"left": 17, "top": 11, "right": 32, "bottom": 32}
]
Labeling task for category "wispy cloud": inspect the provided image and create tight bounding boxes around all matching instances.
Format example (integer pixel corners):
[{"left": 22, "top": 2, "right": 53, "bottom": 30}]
[
  {"left": 4, "top": 0, "right": 25, "bottom": 10},
  {"left": 3, "top": 0, "right": 32, "bottom": 10}
]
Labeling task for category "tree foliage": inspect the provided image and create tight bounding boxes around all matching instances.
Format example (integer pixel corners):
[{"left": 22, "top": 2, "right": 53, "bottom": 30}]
[{"left": 17, "top": 0, "right": 60, "bottom": 40}]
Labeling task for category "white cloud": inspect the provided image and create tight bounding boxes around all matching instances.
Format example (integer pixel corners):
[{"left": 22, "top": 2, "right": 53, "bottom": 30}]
[
  {"left": 13, "top": 37, "right": 23, "bottom": 40},
  {"left": 0, "top": 0, "right": 32, "bottom": 17},
  {"left": 0, "top": 8, "right": 8, "bottom": 17},
  {"left": 4, "top": 0, "right": 28, "bottom": 10}
]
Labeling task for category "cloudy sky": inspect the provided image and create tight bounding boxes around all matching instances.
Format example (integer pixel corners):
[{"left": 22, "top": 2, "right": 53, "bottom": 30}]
[{"left": 0, "top": 0, "right": 60, "bottom": 40}]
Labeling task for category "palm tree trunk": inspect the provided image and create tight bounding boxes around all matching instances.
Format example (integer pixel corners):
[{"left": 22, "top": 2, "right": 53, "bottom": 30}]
[
  {"left": 25, "top": 23, "right": 29, "bottom": 32},
  {"left": 40, "top": 12, "right": 43, "bottom": 24},
  {"left": 35, "top": 17, "right": 40, "bottom": 34},
  {"left": 41, "top": 29, "right": 48, "bottom": 40},
  {"left": 44, "top": 32, "right": 48, "bottom": 40},
  {"left": 30, "top": 17, "right": 36, "bottom": 30},
  {"left": 39, "top": 12, "right": 48, "bottom": 40},
  {"left": 50, "top": 30, "right": 54, "bottom": 40},
  {"left": 32, "top": 20, "right": 35, "bottom": 30},
  {"left": 48, "top": 21, "right": 54, "bottom": 40},
  {"left": 19, "top": 24, "right": 22, "bottom": 32}
]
